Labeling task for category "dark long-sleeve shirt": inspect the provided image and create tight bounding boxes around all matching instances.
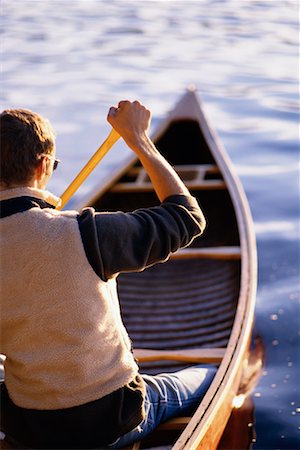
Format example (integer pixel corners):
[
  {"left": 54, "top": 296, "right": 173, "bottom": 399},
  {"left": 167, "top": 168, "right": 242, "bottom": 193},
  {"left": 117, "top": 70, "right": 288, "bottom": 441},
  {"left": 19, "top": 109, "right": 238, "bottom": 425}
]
[{"left": 78, "top": 194, "right": 205, "bottom": 281}]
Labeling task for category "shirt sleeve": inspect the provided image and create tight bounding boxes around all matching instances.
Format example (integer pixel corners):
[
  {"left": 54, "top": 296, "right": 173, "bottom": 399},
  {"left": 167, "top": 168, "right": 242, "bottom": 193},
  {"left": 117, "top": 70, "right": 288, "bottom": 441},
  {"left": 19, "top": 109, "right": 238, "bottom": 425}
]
[{"left": 77, "top": 195, "right": 205, "bottom": 282}]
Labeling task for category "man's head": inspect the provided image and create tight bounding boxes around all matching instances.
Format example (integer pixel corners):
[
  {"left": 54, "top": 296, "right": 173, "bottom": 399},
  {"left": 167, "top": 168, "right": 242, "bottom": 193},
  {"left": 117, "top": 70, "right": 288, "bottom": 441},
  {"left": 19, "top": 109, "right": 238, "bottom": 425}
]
[{"left": 0, "top": 108, "right": 56, "bottom": 189}]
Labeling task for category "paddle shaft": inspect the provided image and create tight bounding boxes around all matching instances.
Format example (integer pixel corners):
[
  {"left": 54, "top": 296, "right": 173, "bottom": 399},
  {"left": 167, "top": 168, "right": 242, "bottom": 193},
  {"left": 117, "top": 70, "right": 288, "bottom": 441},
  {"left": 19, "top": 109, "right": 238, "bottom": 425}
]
[{"left": 58, "top": 128, "right": 120, "bottom": 209}]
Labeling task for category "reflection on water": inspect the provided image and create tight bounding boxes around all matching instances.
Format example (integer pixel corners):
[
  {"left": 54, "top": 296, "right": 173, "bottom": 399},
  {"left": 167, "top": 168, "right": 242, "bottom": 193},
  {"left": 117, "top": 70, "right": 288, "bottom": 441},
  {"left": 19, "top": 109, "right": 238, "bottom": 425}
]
[
  {"left": 219, "top": 397, "right": 255, "bottom": 450},
  {"left": 1, "top": 1, "right": 299, "bottom": 448},
  {"left": 218, "top": 337, "right": 265, "bottom": 450}
]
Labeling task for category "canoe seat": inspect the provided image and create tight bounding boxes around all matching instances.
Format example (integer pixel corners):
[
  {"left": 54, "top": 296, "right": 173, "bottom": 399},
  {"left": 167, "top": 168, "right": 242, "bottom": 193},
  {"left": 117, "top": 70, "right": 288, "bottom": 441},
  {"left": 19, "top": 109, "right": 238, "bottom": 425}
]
[
  {"left": 133, "top": 348, "right": 225, "bottom": 364},
  {"left": 112, "top": 164, "right": 226, "bottom": 192}
]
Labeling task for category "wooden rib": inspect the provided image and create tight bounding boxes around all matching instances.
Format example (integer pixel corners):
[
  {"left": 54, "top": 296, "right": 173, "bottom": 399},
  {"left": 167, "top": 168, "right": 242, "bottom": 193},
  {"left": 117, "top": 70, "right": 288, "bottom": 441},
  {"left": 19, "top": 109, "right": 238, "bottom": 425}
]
[
  {"left": 125, "top": 264, "right": 232, "bottom": 281},
  {"left": 125, "top": 327, "right": 234, "bottom": 349},
  {"left": 122, "top": 301, "right": 236, "bottom": 323},
  {"left": 124, "top": 308, "right": 235, "bottom": 332},
  {"left": 119, "top": 262, "right": 238, "bottom": 292},
  {"left": 118, "top": 259, "right": 239, "bottom": 352},
  {"left": 130, "top": 329, "right": 232, "bottom": 350},
  {"left": 133, "top": 348, "right": 225, "bottom": 363},
  {"left": 128, "top": 326, "right": 234, "bottom": 350},
  {"left": 130, "top": 318, "right": 233, "bottom": 341},
  {"left": 171, "top": 247, "right": 241, "bottom": 260},
  {"left": 122, "top": 301, "right": 236, "bottom": 324},
  {"left": 122, "top": 301, "right": 236, "bottom": 326},
  {"left": 120, "top": 264, "right": 236, "bottom": 292},
  {"left": 120, "top": 282, "right": 239, "bottom": 308},
  {"left": 120, "top": 276, "right": 237, "bottom": 301}
]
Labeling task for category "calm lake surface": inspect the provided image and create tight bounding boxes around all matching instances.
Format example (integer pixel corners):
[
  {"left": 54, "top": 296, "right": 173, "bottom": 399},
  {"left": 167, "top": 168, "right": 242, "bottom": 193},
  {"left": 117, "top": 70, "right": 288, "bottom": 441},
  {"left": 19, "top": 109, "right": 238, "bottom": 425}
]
[{"left": 1, "top": 1, "right": 299, "bottom": 448}]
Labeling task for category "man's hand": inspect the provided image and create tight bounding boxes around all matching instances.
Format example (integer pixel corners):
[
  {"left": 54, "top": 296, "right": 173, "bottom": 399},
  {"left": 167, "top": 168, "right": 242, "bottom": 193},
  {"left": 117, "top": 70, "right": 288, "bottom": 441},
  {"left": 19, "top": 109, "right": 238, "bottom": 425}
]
[
  {"left": 107, "top": 99, "right": 190, "bottom": 202},
  {"left": 107, "top": 100, "right": 151, "bottom": 152}
]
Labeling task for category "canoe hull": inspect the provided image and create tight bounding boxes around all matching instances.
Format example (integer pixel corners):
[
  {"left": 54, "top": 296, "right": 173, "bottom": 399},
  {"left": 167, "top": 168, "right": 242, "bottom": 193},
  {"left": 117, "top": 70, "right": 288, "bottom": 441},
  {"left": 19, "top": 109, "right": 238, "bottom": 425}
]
[{"left": 86, "top": 88, "right": 257, "bottom": 449}]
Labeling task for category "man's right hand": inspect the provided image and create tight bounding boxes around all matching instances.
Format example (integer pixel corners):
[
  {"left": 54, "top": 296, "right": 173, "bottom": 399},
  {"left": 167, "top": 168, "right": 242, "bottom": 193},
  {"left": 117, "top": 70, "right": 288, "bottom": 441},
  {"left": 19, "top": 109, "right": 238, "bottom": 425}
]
[
  {"left": 107, "top": 99, "right": 190, "bottom": 202},
  {"left": 107, "top": 100, "right": 151, "bottom": 153}
]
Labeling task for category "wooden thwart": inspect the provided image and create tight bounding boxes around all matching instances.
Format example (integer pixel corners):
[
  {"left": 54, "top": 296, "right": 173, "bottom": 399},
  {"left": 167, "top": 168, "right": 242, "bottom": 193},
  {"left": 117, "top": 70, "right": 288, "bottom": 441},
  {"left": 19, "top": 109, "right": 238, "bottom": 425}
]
[
  {"left": 133, "top": 348, "right": 225, "bottom": 363},
  {"left": 126, "top": 164, "right": 221, "bottom": 182},
  {"left": 170, "top": 247, "right": 241, "bottom": 260},
  {"left": 112, "top": 179, "right": 226, "bottom": 192},
  {"left": 112, "top": 163, "right": 226, "bottom": 192}
]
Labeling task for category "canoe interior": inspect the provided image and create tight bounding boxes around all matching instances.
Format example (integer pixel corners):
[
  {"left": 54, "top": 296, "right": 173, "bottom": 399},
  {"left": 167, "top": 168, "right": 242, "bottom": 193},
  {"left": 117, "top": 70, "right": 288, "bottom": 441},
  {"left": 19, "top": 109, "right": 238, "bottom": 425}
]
[
  {"left": 93, "top": 119, "right": 240, "bottom": 248},
  {"left": 118, "top": 258, "right": 240, "bottom": 375},
  {"left": 91, "top": 118, "right": 241, "bottom": 377}
]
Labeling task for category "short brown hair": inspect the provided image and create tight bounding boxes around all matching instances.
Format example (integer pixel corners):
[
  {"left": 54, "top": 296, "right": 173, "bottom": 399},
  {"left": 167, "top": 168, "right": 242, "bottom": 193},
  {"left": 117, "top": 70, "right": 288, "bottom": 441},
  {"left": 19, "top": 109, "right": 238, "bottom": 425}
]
[{"left": 0, "top": 108, "right": 56, "bottom": 187}]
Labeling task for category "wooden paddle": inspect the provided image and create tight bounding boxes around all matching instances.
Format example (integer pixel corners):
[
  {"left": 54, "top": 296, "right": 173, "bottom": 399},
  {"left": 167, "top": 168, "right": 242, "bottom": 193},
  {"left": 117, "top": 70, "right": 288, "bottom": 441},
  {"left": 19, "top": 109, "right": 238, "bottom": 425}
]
[{"left": 58, "top": 128, "right": 120, "bottom": 209}]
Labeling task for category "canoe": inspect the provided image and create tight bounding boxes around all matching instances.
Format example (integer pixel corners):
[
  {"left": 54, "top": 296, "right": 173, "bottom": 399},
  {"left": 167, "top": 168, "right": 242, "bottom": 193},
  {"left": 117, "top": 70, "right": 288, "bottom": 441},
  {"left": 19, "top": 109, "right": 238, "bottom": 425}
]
[{"left": 83, "top": 88, "right": 257, "bottom": 449}]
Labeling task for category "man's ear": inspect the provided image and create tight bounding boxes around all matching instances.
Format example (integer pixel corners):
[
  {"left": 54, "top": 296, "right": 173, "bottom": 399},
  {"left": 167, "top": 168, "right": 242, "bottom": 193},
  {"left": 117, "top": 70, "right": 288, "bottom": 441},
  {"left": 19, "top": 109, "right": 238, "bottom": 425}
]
[{"left": 36, "top": 157, "right": 48, "bottom": 181}]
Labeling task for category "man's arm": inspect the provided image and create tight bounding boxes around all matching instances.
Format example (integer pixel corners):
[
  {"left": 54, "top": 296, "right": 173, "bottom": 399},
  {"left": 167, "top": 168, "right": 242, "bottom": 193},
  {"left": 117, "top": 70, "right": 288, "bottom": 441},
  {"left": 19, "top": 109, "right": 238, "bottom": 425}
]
[
  {"left": 107, "top": 100, "right": 190, "bottom": 202},
  {"left": 78, "top": 196, "right": 205, "bottom": 281},
  {"left": 77, "top": 100, "right": 206, "bottom": 281}
]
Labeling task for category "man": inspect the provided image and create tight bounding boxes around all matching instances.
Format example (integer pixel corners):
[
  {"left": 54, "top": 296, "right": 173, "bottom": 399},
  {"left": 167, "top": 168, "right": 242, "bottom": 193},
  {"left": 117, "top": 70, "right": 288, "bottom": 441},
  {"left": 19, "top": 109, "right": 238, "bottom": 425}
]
[{"left": 0, "top": 101, "right": 216, "bottom": 449}]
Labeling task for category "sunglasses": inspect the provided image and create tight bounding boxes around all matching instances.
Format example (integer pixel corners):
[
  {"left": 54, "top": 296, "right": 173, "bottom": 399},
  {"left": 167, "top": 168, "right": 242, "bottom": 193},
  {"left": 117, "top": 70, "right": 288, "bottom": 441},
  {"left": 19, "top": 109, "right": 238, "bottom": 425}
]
[{"left": 39, "top": 154, "right": 61, "bottom": 171}]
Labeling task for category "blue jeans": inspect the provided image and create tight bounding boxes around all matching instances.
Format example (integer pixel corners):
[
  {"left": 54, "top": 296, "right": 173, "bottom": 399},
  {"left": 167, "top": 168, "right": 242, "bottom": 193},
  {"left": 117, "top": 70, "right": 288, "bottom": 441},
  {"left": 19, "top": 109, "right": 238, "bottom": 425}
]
[{"left": 110, "top": 365, "right": 217, "bottom": 448}]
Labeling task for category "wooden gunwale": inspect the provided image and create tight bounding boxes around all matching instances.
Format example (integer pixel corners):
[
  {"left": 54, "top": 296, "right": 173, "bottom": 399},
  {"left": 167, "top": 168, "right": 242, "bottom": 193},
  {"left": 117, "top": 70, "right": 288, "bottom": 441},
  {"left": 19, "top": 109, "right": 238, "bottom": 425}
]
[{"left": 163, "top": 91, "right": 257, "bottom": 449}]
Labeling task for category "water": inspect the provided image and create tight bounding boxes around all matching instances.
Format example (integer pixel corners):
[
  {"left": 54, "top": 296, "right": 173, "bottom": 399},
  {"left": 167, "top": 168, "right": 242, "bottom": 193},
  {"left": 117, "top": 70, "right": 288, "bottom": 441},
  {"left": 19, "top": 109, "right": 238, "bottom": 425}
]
[{"left": 1, "top": 1, "right": 299, "bottom": 448}]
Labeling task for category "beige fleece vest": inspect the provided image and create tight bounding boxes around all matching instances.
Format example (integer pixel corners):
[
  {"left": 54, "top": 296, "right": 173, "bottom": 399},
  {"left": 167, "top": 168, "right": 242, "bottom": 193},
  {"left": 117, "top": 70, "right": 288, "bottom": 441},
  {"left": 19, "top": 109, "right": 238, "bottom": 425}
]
[{"left": 0, "top": 187, "right": 139, "bottom": 409}]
